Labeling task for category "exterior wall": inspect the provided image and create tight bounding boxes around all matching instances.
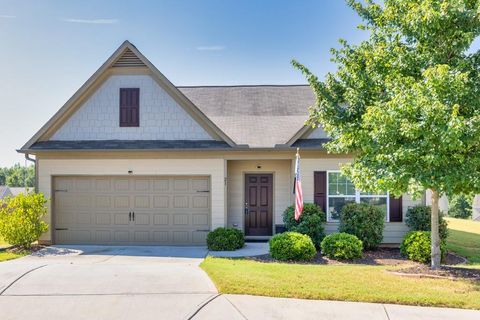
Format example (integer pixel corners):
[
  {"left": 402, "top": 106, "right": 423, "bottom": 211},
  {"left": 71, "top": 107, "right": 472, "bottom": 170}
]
[
  {"left": 227, "top": 160, "right": 292, "bottom": 232},
  {"left": 300, "top": 158, "right": 423, "bottom": 244},
  {"left": 37, "top": 157, "right": 226, "bottom": 243},
  {"left": 51, "top": 75, "right": 213, "bottom": 141}
]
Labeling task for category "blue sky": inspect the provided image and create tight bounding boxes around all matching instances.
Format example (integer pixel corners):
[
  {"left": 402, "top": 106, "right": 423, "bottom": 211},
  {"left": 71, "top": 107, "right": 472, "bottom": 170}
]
[{"left": 0, "top": 0, "right": 369, "bottom": 167}]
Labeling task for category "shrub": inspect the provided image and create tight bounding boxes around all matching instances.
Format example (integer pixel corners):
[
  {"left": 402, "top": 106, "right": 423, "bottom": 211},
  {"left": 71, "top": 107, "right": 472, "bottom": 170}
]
[
  {"left": 400, "top": 231, "right": 447, "bottom": 264},
  {"left": 283, "top": 203, "right": 326, "bottom": 249},
  {"left": 405, "top": 205, "right": 448, "bottom": 241},
  {"left": 269, "top": 232, "right": 316, "bottom": 261},
  {"left": 320, "top": 233, "right": 363, "bottom": 260},
  {"left": 0, "top": 193, "right": 49, "bottom": 249},
  {"left": 207, "top": 227, "right": 244, "bottom": 251},
  {"left": 448, "top": 194, "right": 472, "bottom": 219},
  {"left": 338, "top": 203, "right": 384, "bottom": 250}
]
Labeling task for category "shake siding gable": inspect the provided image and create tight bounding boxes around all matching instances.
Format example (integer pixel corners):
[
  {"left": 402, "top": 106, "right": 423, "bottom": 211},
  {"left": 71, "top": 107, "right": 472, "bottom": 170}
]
[{"left": 50, "top": 75, "right": 214, "bottom": 141}]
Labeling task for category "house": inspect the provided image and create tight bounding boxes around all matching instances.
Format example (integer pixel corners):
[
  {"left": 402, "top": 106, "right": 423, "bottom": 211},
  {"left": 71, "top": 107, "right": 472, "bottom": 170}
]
[
  {"left": 0, "top": 186, "right": 13, "bottom": 200},
  {"left": 18, "top": 41, "right": 422, "bottom": 246}
]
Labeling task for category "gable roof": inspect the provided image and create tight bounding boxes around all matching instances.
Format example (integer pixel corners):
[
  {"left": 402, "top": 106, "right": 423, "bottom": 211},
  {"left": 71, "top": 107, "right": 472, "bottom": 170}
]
[
  {"left": 178, "top": 85, "right": 315, "bottom": 148},
  {"left": 20, "top": 41, "right": 236, "bottom": 151},
  {"left": 0, "top": 186, "right": 12, "bottom": 199},
  {"left": 19, "top": 41, "right": 324, "bottom": 152}
]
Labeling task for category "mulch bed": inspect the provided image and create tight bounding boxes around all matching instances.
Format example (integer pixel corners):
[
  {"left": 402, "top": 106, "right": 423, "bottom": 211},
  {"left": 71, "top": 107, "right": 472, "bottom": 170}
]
[
  {"left": 389, "top": 265, "right": 480, "bottom": 282},
  {"left": 249, "top": 247, "right": 413, "bottom": 266}
]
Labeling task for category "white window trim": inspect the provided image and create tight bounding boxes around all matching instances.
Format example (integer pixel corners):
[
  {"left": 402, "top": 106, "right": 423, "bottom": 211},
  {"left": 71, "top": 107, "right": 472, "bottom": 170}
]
[{"left": 326, "top": 170, "right": 390, "bottom": 223}]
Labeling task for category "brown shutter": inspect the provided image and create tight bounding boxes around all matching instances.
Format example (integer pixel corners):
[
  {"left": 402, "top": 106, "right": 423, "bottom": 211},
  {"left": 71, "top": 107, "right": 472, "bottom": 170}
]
[
  {"left": 120, "top": 88, "right": 140, "bottom": 127},
  {"left": 389, "top": 195, "right": 403, "bottom": 222},
  {"left": 314, "top": 171, "right": 327, "bottom": 213}
]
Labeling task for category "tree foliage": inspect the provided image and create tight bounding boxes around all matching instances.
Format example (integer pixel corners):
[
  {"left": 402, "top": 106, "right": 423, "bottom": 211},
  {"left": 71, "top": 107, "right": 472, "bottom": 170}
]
[
  {"left": 0, "top": 164, "right": 34, "bottom": 188},
  {"left": 448, "top": 193, "right": 473, "bottom": 218},
  {"left": 293, "top": 0, "right": 480, "bottom": 268}
]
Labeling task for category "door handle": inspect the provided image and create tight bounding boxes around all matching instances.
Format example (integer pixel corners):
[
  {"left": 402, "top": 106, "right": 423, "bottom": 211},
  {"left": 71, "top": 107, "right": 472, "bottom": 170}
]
[
  {"left": 129, "top": 212, "right": 132, "bottom": 221},
  {"left": 132, "top": 211, "right": 135, "bottom": 221}
]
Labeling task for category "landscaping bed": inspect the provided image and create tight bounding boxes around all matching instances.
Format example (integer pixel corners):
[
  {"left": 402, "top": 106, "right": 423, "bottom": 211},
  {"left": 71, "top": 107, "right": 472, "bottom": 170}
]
[
  {"left": 249, "top": 247, "right": 465, "bottom": 266},
  {"left": 390, "top": 264, "right": 480, "bottom": 281}
]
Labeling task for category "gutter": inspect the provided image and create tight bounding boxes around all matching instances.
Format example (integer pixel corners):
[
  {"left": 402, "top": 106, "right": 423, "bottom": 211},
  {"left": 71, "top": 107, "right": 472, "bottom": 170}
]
[{"left": 24, "top": 154, "right": 38, "bottom": 193}]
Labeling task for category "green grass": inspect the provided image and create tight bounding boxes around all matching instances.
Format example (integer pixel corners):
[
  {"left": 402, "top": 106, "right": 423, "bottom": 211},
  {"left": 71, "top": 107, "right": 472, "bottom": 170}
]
[
  {"left": 446, "top": 218, "right": 480, "bottom": 265},
  {"left": 0, "top": 250, "right": 27, "bottom": 262},
  {"left": 201, "top": 257, "right": 480, "bottom": 309}
]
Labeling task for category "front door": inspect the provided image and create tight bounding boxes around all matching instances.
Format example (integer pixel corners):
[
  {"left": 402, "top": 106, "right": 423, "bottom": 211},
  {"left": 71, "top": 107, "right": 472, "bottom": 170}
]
[{"left": 244, "top": 174, "right": 273, "bottom": 236}]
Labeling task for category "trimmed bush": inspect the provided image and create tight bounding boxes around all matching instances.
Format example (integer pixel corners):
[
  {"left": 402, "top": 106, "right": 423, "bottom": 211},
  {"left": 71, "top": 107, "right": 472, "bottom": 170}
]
[
  {"left": 405, "top": 205, "right": 448, "bottom": 241},
  {"left": 0, "top": 193, "right": 49, "bottom": 249},
  {"left": 283, "top": 203, "right": 326, "bottom": 249},
  {"left": 321, "top": 232, "right": 363, "bottom": 260},
  {"left": 269, "top": 232, "right": 316, "bottom": 261},
  {"left": 448, "top": 194, "right": 472, "bottom": 219},
  {"left": 338, "top": 203, "right": 384, "bottom": 250},
  {"left": 400, "top": 231, "right": 447, "bottom": 264},
  {"left": 207, "top": 227, "right": 244, "bottom": 251}
]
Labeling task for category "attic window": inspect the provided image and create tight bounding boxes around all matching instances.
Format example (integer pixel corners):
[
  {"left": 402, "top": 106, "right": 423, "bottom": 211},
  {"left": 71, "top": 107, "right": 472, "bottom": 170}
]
[{"left": 119, "top": 88, "right": 140, "bottom": 127}]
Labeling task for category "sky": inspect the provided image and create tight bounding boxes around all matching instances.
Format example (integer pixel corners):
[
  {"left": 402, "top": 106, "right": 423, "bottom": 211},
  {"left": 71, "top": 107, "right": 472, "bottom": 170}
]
[{"left": 0, "top": 0, "right": 370, "bottom": 167}]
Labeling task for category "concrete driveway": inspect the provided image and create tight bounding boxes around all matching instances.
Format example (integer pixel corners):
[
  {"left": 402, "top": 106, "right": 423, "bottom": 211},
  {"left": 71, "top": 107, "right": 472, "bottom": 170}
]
[{"left": 0, "top": 245, "right": 217, "bottom": 320}]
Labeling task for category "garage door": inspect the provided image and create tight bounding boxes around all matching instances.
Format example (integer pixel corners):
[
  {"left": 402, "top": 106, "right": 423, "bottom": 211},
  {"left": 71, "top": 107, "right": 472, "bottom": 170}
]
[{"left": 53, "top": 176, "right": 210, "bottom": 245}]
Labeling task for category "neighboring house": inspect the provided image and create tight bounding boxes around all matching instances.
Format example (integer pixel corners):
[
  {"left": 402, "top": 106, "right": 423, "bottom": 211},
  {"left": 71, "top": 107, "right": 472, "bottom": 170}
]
[
  {"left": 9, "top": 187, "right": 30, "bottom": 196},
  {"left": 18, "top": 41, "right": 422, "bottom": 246},
  {"left": 0, "top": 186, "right": 13, "bottom": 200}
]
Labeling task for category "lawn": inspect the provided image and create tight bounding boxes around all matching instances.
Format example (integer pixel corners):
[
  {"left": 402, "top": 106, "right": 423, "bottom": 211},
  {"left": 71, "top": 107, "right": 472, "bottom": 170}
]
[
  {"left": 201, "top": 257, "right": 480, "bottom": 309},
  {"left": 446, "top": 218, "right": 480, "bottom": 265},
  {"left": 201, "top": 218, "right": 480, "bottom": 309},
  {"left": 0, "top": 251, "right": 26, "bottom": 262},
  {"left": 0, "top": 236, "right": 28, "bottom": 262}
]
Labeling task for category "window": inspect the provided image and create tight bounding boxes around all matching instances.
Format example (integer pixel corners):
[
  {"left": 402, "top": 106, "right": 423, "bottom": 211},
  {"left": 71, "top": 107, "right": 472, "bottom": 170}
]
[
  {"left": 327, "top": 171, "right": 389, "bottom": 222},
  {"left": 119, "top": 88, "right": 140, "bottom": 127}
]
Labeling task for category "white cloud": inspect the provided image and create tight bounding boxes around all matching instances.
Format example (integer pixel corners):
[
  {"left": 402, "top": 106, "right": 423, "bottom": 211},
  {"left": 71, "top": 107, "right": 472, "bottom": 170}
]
[
  {"left": 0, "top": 15, "right": 16, "bottom": 19},
  {"left": 62, "top": 18, "right": 118, "bottom": 24},
  {"left": 196, "top": 45, "right": 225, "bottom": 51}
]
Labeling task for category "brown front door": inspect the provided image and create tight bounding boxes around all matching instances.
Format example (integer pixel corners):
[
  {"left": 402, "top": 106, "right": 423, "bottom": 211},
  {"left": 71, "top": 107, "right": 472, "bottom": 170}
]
[{"left": 244, "top": 174, "right": 273, "bottom": 236}]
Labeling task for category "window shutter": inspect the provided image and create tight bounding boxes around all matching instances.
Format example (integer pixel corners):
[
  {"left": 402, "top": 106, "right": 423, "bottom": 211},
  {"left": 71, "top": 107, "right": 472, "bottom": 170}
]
[
  {"left": 120, "top": 88, "right": 140, "bottom": 127},
  {"left": 389, "top": 196, "right": 403, "bottom": 222},
  {"left": 314, "top": 171, "right": 327, "bottom": 213}
]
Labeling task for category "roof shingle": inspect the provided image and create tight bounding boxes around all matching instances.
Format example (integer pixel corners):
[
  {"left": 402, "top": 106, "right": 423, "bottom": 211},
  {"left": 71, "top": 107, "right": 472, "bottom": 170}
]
[{"left": 178, "top": 85, "right": 315, "bottom": 147}]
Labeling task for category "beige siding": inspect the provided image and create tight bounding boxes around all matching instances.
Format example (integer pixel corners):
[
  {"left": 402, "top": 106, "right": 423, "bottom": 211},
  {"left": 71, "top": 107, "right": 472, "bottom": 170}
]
[
  {"left": 300, "top": 158, "right": 423, "bottom": 244},
  {"left": 227, "top": 160, "right": 292, "bottom": 231},
  {"left": 38, "top": 158, "right": 226, "bottom": 243}
]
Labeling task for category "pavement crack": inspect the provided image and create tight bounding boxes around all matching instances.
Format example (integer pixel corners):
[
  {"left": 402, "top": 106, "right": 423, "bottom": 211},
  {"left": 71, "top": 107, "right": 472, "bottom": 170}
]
[
  {"left": 0, "top": 265, "right": 47, "bottom": 296},
  {"left": 224, "top": 295, "right": 248, "bottom": 320},
  {"left": 185, "top": 293, "right": 221, "bottom": 320},
  {"left": 382, "top": 304, "right": 391, "bottom": 320}
]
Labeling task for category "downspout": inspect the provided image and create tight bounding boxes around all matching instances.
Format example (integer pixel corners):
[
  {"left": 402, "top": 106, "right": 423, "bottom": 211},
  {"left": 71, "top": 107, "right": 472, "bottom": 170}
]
[{"left": 25, "top": 154, "right": 37, "bottom": 193}]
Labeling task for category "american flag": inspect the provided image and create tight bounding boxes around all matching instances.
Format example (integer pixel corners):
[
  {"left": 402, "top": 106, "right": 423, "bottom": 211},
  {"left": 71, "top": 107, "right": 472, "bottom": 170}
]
[{"left": 294, "top": 149, "right": 304, "bottom": 220}]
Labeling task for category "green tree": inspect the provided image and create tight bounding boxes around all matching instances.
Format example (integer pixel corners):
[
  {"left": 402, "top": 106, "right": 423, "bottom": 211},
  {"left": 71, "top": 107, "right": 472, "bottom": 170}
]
[
  {"left": 448, "top": 194, "right": 473, "bottom": 219},
  {"left": 293, "top": 0, "right": 480, "bottom": 268},
  {"left": 0, "top": 164, "right": 35, "bottom": 188}
]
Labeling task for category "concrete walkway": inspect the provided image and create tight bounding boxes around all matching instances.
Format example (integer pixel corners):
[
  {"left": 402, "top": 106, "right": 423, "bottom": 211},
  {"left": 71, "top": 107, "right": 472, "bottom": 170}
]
[
  {"left": 207, "top": 242, "right": 269, "bottom": 258},
  {"left": 0, "top": 245, "right": 479, "bottom": 319},
  {"left": 195, "top": 294, "right": 480, "bottom": 320}
]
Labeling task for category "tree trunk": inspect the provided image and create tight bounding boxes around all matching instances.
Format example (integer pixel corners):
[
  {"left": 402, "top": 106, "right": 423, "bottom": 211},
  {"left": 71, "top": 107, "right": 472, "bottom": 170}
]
[{"left": 430, "top": 190, "right": 441, "bottom": 269}]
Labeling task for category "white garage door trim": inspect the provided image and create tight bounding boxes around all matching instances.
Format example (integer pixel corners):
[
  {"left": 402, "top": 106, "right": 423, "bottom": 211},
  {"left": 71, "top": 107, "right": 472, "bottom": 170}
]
[{"left": 52, "top": 175, "right": 211, "bottom": 246}]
